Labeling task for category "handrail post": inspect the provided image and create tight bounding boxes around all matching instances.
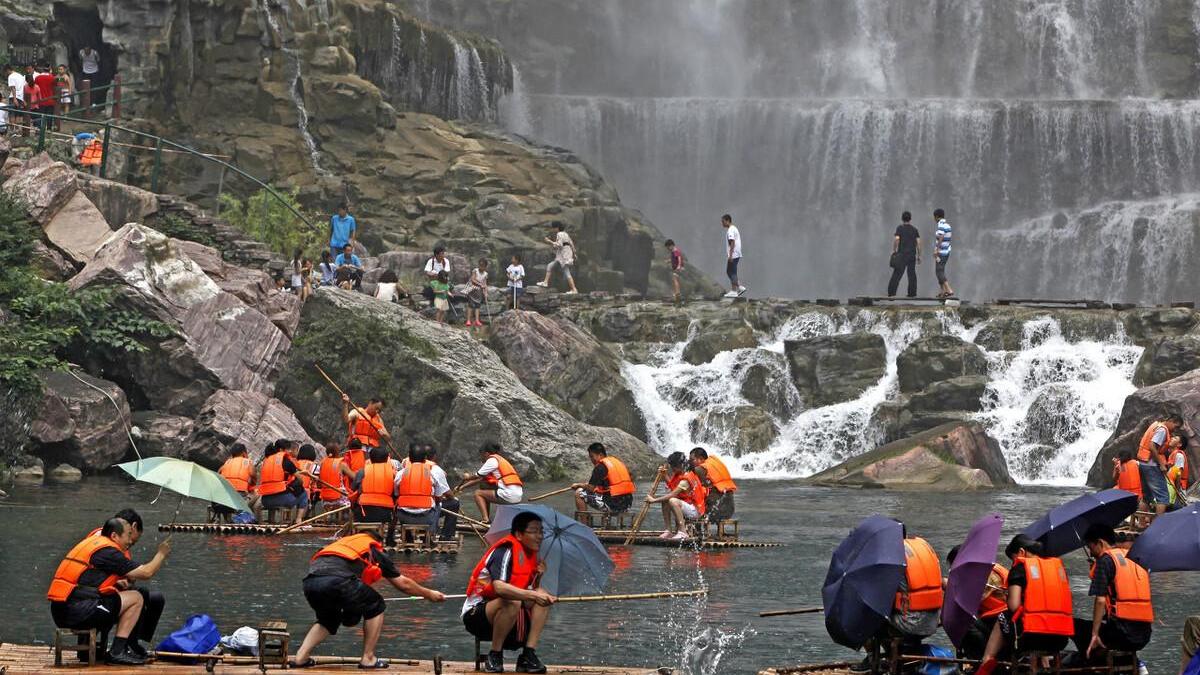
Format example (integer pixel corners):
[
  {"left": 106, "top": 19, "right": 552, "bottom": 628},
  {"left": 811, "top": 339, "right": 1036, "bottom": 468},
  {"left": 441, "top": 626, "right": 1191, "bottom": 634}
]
[
  {"left": 150, "top": 137, "right": 164, "bottom": 193},
  {"left": 112, "top": 75, "right": 122, "bottom": 119},
  {"left": 36, "top": 112, "right": 46, "bottom": 153},
  {"left": 99, "top": 123, "right": 112, "bottom": 179},
  {"left": 80, "top": 79, "right": 92, "bottom": 119}
]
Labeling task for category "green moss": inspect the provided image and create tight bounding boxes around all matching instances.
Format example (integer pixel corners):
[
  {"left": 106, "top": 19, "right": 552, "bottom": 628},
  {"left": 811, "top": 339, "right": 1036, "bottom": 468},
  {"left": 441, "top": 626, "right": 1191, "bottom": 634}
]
[{"left": 294, "top": 313, "right": 437, "bottom": 361}]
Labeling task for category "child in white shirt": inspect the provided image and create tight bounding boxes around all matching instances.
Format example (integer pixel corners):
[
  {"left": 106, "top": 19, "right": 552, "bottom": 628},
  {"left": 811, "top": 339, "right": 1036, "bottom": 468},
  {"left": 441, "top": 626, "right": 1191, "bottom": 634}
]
[{"left": 505, "top": 254, "right": 525, "bottom": 310}]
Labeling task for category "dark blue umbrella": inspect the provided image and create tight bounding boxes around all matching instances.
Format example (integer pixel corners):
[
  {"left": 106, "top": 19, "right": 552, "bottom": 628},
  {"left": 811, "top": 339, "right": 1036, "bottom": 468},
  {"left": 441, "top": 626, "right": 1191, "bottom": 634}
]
[
  {"left": 1022, "top": 489, "right": 1138, "bottom": 557},
  {"left": 822, "top": 515, "right": 906, "bottom": 650},
  {"left": 1128, "top": 503, "right": 1200, "bottom": 572},
  {"left": 486, "top": 504, "right": 613, "bottom": 596},
  {"left": 943, "top": 513, "right": 1004, "bottom": 647}
]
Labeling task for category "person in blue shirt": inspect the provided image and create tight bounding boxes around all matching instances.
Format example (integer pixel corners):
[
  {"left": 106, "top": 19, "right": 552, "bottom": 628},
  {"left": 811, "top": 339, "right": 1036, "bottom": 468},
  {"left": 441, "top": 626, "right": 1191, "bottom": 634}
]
[
  {"left": 334, "top": 244, "right": 364, "bottom": 290},
  {"left": 329, "top": 203, "right": 357, "bottom": 259}
]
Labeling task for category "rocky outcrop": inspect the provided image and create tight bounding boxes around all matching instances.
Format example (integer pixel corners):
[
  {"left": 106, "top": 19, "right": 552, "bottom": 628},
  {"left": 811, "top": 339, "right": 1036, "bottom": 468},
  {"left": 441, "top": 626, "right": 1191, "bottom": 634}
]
[
  {"left": 130, "top": 411, "right": 194, "bottom": 459},
  {"left": 43, "top": 191, "right": 114, "bottom": 266},
  {"left": 738, "top": 351, "right": 802, "bottom": 419},
  {"left": 785, "top": 332, "right": 887, "bottom": 407},
  {"left": 1087, "top": 369, "right": 1200, "bottom": 486},
  {"left": 897, "top": 335, "right": 988, "bottom": 393},
  {"left": 184, "top": 390, "right": 319, "bottom": 468},
  {"left": 69, "top": 224, "right": 290, "bottom": 416},
  {"left": 682, "top": 321, "right": 758, "bottom": 365},
  {"left": 689, "top": 405, "right": 778, "bottom": 456},
  {"left": 1133, "top": 335, "right": 1200, "bottom": 386},
  {"left": 276, "top": 288, "right": 660, "bottom": 478},
  {"left": 2, "top": 154, "right": 112, "bottom": 266},
  {"left": 77, "top": 175, "right": 160, "bottom": 231},
  {"left": 1122, "top": 308, "right": 1200, "bottom": 346},
  {"left": 174, "top": 239, "right": 302, "bottom": 338},
  {"left": 809, "top": 422, "right": 1012, "bottom": 490},
  {"left": 28, "top": 371, "right": 130, "bottom": 472},
  {"left": 486, "top": 311, "right": 645, "bottom": 439}
]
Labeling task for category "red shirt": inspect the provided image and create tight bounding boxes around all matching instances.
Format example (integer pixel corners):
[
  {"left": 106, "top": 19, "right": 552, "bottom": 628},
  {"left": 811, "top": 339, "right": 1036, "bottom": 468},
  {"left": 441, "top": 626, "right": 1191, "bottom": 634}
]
[
  {"left": 34, "top": 73, "right": 57, "bottom": 108},
  {"left": 23, "top": 85, "right": 39, "bottom": 107}
]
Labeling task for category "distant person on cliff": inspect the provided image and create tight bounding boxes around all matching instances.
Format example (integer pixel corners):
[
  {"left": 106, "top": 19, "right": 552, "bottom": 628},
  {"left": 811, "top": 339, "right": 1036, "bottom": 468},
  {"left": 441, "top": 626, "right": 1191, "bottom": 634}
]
[
  {"left": 334, "top": 244, "right": 363, "bottom": 290},
  {"left": 431, "top": 270, "right": 453, "bottom": 323},
  {"left": 457, "top": 442, "right": 525, "bottom": 524},
  {"left": 666, "top": 239, "right": 685, "bottom": 305},
  {"left": 466, "top": 258, "right": 489, "bottom": 327},
  {"left": 506, "top": 254, "right": 525, "bottom": 310},
  {"left": 722, "top": 214, "right": 747, "bottom": 298},
  {"left": 689, "top": 447, "right": 737, "bottom": 521},
  {"left": 570, "top": 442, "right": 636, "bottom": 516},
  {"left": 887, "top": 211, "right": 921, "bottom": 298},
  {"left": 933, "top": 209, "right": 954, "bottom": 298},
  {"left": 318, "top": 251, "right": 337, "bottom": 286},
  {"left": 537, "top": 222, "right": 579, "bottom": 295},
  {"left": 422, "top": 245, "right": 452, "bottom": 307},
  {"left": 329, "top": 203, "right": 356, "bottom": 259}
]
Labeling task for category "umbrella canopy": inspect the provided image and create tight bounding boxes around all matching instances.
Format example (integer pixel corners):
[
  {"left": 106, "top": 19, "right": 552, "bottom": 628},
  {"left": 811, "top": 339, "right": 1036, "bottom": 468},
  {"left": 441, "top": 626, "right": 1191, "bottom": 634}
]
[
  {"left": 116, "top": 457, "right": 247, "bottom": 512},
  {"left": 1021, "top": 489, "right": 1138, "bottom": 557},
  {"left": 1128, "top": 503, "right": 1200, "bottom": 572},
  {"left": 486, "top": 504, "right": 613, "bottom": 596},
  {"left": 943, "top": 513, "right": 1004, "bottom": 647},
  {"left": 822, "top": 514, "right": 906, "bottom": 650}
]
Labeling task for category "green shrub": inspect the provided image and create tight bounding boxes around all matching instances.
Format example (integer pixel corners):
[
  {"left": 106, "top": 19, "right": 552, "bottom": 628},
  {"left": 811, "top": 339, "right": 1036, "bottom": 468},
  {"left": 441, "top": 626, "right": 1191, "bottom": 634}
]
[{"left": 219, "top": 188, "right": 323, "bottom": 257}]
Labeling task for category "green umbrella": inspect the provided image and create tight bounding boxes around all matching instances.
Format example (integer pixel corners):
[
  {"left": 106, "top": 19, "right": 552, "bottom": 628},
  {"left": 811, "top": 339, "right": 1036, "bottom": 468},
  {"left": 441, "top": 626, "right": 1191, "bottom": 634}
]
[{"left": 116, "top": 457, "right": 247, "bottom": 516}]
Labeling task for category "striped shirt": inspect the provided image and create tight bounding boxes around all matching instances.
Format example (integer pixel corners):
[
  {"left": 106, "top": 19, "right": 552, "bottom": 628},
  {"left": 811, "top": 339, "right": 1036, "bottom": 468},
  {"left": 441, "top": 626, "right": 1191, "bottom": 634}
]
[{"left": 936, "top": 219, "right": 952, "bottom": 257}]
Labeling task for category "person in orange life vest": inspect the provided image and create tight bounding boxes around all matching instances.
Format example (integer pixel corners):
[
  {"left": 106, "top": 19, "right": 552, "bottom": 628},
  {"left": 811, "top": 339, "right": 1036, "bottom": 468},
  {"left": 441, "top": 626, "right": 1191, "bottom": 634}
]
[
  {"left": 644, "top": 451, "right": 705, "bottom": 542},
  {"left": 975, "top": 535, "right": 1073, "bottom": 675},
  {"left": 689, "top": 446, "right": 737, "bottom": 521},
  {"left": 946, "top": 544, "right": 1008, "bottom": 661},
  {"left": 351, "top": 446, "right": 398, "bottom": 527},
  {"left": 343, "top": 394, "right": 391, "bottom": 454},
  {"left": 1136, "top": 415, "right": 1183, "bottom": 516},
  {"left": 422, "top": 444, "right": 462, "bottom": 541},
  {"left": 315, "top": 441, "right": 356, "bottom": 513},
  {"left": 1112, "top": 450, "right": 1148, "bottom": 529},
  {"left": 296, "top": 443, "right": 321, "bottom": 511},
  {"left": 1167, "top": 435, "right": 1191, "bottom": 499},
  {"left": 82, "top": 509, "right": 167, "bottom": 662},
  {"left": 852, "top": 529, "right": 943, "bottom": 673},
  {"left": 292, "top": 532, "right": 445, "bottom": 669},
  {"left": 1068, "top": 524, "right": 1153, "bottom": 662},
  {"left": 259, "top": 438, "right": 309, "bottom": 526},
  {"left": 394, "top": 446, "right": 441, "bottom": 531},
  {"left": 342, "top": 438, "right": 368, "bottom": 486},
  {"left": 49, "top": 518, "right": 171, "bottom": 666},
  {"left": 571, "top": 442, "right": 636, "bottom": 515},
  {"left": 462, "top": 511, "right": 556, "bottom": 674},
  {"left": 458, "top": 442, "right": 525, "bottom": 523},
  {"left": 216, "top": 443, "right": 261, "bottom": 520}
]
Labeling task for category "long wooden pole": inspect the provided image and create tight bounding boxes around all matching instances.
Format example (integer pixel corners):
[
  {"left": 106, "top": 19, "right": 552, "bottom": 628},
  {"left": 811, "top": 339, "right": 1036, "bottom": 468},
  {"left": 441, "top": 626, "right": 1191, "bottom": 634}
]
[
  {"left": 388, "top": 593, "right": 470, "bottom": 601},
  {"left": 314, "top": 364, "right": 404, "bottom": 462},
  {"left": 387, "top": 589, "right": 706, "bottom": 603},
  {"left": 275, "top": 505, "right": 351, "bottom": 535},
  {"left": 529, "top": 486, "right": 576, "bottom": 502},
  {"left": 441, "top": 507, "right": 487, "bottom": 543},
  {"left": 625, "top": 469, "right": 666, "bottom": 545},
  {"left": 759, "top": 607, "right": 824, "bottom": 617}
]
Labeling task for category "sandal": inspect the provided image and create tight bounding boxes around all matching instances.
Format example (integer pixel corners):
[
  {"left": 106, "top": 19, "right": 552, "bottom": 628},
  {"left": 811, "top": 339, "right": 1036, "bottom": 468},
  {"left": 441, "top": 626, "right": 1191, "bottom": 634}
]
[
  {"left": 359, "top": 659, "right": 390, "bottom": 669},
  {"left": 291, "top": 658, "right": 317, "bottom": 668}
]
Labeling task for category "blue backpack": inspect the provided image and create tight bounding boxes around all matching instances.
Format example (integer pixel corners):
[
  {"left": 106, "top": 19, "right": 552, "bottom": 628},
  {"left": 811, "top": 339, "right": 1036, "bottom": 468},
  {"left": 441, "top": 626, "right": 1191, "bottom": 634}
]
[
  {"left": 232, "top": 511, "right": 257, "bottom": 524},
  {"left": 915, "top": 644, "right": 956, "bottom": 675},
  {"left": 156, "top": 614, "right": 220, "bottom": 658}
]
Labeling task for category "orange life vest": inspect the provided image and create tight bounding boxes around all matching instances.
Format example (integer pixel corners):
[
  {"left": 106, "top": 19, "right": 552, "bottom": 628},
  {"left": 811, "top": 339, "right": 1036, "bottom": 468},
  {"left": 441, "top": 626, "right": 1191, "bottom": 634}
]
[
  {"left": 352, "top": 411, "right": 384, "bottom": 447},
  {"left": 1168, "top": 448, "right": 1190, "bottom": 490},
  {"left": 312, "top": 534, "right": 384, "bottom": 585},
  {"left": 219, "top": 456, "right": 254, "bottom": 493},
  {"left": 1137, "top": 422, "right": 1169, "bottom": 463},
  {"left": 467, "top": 534, "right": 538, "bottom": 600},
  {"left": 1116, "top": 459, "right": 1143, "bottom": 498},
  {"left": 343, "top": 448, "right": 367, "bottom": 488},
  {"left": 358, "top": 462, "right": 396, "bottom": 509},
  {"left": 979, "top": 564, "right": 1010, "bottom": 619},
  {"left": 1013, "top": 555, "right": 1074, "bottom": 636},
  {"left": 396, "top": 461, "right": 435, "bottom": 510},
  {"left": 701, "top": 456, "right": 738, "bottom": 493},
  {"left": 667, "top": 470, "right": 706, "bottom": 516},
  {"left": 318, "top": 457, "right": 345, "bottom": 501},
  {"left": 1091, "top": 549, "right": 1153, "bottom": 623},
  {"left": 296, "top": 459, "right": 315, "bottom": 493},
  {"left": 483, "top": 454, "right": 523, "bottom": 487},
  {"left": 47, "top": 535, "right": 123, "bottom": 602},
  {"left": 595, "top": 457, "right": 635, "bottom": 496},
  {"left": 79, "top": 139, "right": 103, "bottom": 167},
  {"left": 895, "top": 537, "right": 944, "bottom": 612},
  {"left": 258, "top": 452, "right": 292, "bottom": 496},
  {"left": 87, "top": 527, "right": 133, "bottom": 560}
]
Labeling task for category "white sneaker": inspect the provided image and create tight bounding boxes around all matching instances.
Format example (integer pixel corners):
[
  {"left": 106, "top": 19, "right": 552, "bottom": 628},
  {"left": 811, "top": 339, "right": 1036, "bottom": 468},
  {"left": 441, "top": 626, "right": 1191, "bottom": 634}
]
[
  {"left": 736, "top": 286, "right": 748, "bottom": 296},
  {"left": 536, "top": 281, "right": 549, "bottom": 287},
  {"left": 564, "top": 290, "right": 579, "bottom": 295},
  {"left": 723, "top": 290, "right": 738, "bottom": 298},
  {"left": 657, "top": 530, "right": 673, "bottom": 539},
  {"left": 670, "top": 531, "right": 691, "bottom": 541}
]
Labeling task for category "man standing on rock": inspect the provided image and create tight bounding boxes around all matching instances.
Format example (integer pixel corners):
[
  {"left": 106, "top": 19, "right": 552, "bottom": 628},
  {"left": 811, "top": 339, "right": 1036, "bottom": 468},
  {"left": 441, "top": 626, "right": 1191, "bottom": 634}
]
[
  {"left": 1136, "top": 416, "right": 1182, "bottom": 517},
  {"left": 329, "top": 203, "right": 356, "bottom": 259},
  {"left": 537, "top": 222, "right": 579, "bottom": 295},
  {"left": 722, "top": 214, "right": 746, "bottom": 298},
  {"left": 933, "top": 208, "right": 954, "bottom": 299},
  {"left": 888, "top": 211, "right": 921, "bottom": 298}
]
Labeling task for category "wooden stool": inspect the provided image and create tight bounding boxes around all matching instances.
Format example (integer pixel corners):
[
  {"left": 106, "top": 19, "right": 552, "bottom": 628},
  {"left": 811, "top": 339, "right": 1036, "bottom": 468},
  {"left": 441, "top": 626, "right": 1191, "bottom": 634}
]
[
  {"left": 1014, "top": 651, "right": 1061, "bottom": 675},
  {"left": 717, "top": 519, "right": 739, "bottom": 541},
  {"left": 474, "top": 637, "right": 486, "bottom": 671},
  {"left": 865, "top": 636, "right": 903, "bottom": 675},
  {"left": 400, "top": 524, "right": 432, "bottom": 545},
  {"left": 257, "top": 620, "right": 289, "bottom": 671},
  {"left": 54, "top": 628, "right": 97, "bottom": 666},
  {"left": 574, "top": 510, "right": 598, "bottom": 527},
  {"left": 598, "top": 513, "right": 614, "bottom": 530},
  {"left": 614, "top": 511, "right": 635, "bottom": 529},
  {"left": 352, "top": 522, "right": 386, "bottom": 535},
  {"left": 1106, "top": 651, "right": 1139, "bottom": 675},
  {"left": 265, "top": 507, "right": 295, "bottom": 524}
]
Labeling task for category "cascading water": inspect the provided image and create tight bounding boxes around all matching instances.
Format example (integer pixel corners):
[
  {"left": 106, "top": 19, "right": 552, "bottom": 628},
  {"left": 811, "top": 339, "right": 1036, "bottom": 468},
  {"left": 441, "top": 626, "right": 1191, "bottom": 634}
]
[{"left": 260, "top": 0, "right": 326, "bottom": 175}]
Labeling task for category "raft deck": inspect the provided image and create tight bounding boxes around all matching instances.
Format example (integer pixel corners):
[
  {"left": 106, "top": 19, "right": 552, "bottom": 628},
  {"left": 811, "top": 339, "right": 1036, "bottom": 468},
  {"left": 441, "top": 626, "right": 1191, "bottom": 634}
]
[{"left": 0, "top": 643, "right": 663, "bottom": 674}]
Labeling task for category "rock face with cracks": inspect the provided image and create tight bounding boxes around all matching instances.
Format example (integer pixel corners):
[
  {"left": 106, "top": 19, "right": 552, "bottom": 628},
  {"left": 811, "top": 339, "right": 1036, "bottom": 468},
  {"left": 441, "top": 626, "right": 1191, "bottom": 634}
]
[
  {"left": 29, "top": 371, "right": 131, "bottom": 472},
  {"left": 785, "top": 332, "right": 887, "bottom": 407}
]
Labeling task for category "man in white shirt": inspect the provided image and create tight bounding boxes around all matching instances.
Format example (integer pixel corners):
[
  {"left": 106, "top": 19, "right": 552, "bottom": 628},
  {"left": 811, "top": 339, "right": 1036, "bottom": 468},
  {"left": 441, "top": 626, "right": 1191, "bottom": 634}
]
[
  {"left": 722, "top": 214, "right": 747, "bottom": 298},
  {"left": 394, "top": 447, "right": 439, "bottom": 531},
  {"left": 424, "top": 445, "right": 460, "bottom": 541},
  {"left": 421, "top": 245, "right": 451, "bottom": 306},
  {"left": 536, "top": 222, "right": 579, "bottom": 295},
  {"left": 6, "top": 65, "right": 25, "bottom": 135}
]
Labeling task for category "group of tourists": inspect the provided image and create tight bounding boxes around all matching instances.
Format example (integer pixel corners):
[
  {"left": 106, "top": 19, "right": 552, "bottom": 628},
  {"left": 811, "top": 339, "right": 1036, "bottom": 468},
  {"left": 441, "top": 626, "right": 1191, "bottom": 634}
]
[
  {"left": 1113, "top": 416, "right": 1193, "bottom": 521},
  {"left": 886, "top": 209, "right": 955, "bottom": 299}
]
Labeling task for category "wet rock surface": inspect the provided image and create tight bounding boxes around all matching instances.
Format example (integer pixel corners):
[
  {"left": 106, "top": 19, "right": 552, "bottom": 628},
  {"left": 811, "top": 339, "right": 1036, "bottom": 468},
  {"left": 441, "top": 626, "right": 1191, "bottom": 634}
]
[{"left": 785, "top": 332, "right": 887, "bottom": 407}]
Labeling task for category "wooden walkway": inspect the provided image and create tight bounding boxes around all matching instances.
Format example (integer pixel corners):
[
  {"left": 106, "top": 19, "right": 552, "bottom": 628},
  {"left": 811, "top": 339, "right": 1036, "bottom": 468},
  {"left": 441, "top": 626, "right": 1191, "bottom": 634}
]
[
  {"left": 0, "top": 642, "right": 664, "bottom": 674},
  {"left": 758, "top": 664, "right": 854, "bottom": 675}
]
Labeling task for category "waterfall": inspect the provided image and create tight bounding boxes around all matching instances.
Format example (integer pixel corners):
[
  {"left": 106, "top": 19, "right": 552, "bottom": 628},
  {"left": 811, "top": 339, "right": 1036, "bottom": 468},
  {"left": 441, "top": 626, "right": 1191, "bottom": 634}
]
[
  {"left": 499, "top": 65, "right": 534, "bottom": 137},
  {"left": 261, "top": 0, "right": 327, "bottom": 176}
]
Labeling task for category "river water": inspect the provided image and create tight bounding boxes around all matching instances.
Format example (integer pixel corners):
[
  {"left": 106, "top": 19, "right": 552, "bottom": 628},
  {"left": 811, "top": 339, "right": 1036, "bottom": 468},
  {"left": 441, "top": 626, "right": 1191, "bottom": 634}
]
[{"left": 0, "top": 477, "right": 1192, "bottom": 675}]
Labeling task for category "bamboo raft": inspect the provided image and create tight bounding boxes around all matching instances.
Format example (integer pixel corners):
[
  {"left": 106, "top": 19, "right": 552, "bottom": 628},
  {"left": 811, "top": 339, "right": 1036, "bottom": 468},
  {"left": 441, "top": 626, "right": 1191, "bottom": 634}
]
[{"left": 0, "top": 642, "right": 663, "bottom": 674}]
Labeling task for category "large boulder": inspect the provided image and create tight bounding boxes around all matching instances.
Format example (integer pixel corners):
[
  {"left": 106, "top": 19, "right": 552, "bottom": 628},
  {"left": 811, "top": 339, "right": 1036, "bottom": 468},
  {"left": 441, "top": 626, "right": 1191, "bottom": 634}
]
[
  {"left": 69, "top": 224, "right": 290, "bottom": 415},
  {"left": 174, "top": 239, "right": 302, "bottom": 338},
  {"left": 1024, "top": 384, "right": 1087, "bottom": 446},
  {"left": 809, "top": 422, "right": 1012, "bottom": 490},
  {"left": 183, "top": 390, "right": 319, "bottom": 468},
  {"left": 564, "top": 304, "right": 691, "bottom": 343},
  {"left": 1122, "top": 308, "right": 1200, "bottom": 346},
  {"left": 1133, "top": 335, "right": 1200, "bottom": 387},
  {"left": 682, "top": 321, "right": 758, "bottom": 365},
  {"left": 738, "top": 351, "right": 802, "bottom": 419},
  {"left": 689, "top": 405, "right": 779, "bottom": 457},
  {"left": 42, "top": 191, "right": 113, "bottom": 265},
  {"left": 28, "top": 371, "right": 131, "bottom": 472},
  {"left": 486, "top": 311, "right": 645, "bottom": 439},
  {"left": 130, "top": 411, "right": 194, "bottom": 458},
  {"left": 77, "top": 174, "right": 159, "bottom": 229},
  {"left": 276, "top": 288, "right": 661, "bottom": 479},
  {"left": 906, "top": 376, "right": 990, "bottom": 414},
  {"left": 1087, "top": 369, "right": 1200, "bottom": 487},
  {"left": 2, "top": 154, "right": 76, "bottom": 225},
  {"left": 896, "top": 335, "right": 988, "bottom": 393},
  {"left": 785, "top": 332, "right": 887, "bottom": 407}
]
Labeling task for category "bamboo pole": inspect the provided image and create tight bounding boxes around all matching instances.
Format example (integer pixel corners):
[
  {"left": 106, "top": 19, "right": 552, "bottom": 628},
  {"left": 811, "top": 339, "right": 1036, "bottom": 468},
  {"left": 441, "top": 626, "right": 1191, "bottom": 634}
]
[
  {"left": 388, "top": 593, "right": 470, "bottom": 601},
  {"left": 529, "top": 485, "right": 576, "bottom": 502},
  {"left": 625, "top": 469, "right": 666, "bottom": 545},
  {"left": 555, "top": 589, "right": 707, "bottom": 603},
  {"left": 275, "top": 505, "right": 351, "bottom": 535},
  {"left": 314, "top": 364, "right": 404, "bottom": 462},
  {"left": 441, "top": 507, "right": 487, "bottom": 543},
  {"left": 759, "top": 607, "right": 823, "bottom": 617}
]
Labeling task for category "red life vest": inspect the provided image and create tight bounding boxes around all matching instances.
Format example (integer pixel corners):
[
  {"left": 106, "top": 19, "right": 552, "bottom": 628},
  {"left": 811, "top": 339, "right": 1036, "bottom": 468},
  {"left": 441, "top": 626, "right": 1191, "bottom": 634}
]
[
  {"left": 466, "top": 534, "right": 539, "bottom": 600},
  {"left": 219, "top": 456, "right": 254, "bottom": 493},
  {"left": 258, "top": 452, "right": 292, "bottom": 496},
  {"left": 895, "top": 537, "right": 944, "bottom": 612},
  {"left": 79, "top": 139, "right": 104, "bottom": 166},
  {"left": 47, "top": 536, "right": 123, "bottom": 602},
  {"left": 1168, "top": 448, "right": 1190, "bottom": 490},
  {"left": 358, "top": 462, "right": 396, "bottom": 509},
  {"left": 1013, "top": 555, "right": 1074, "bottom": 636},
  {"left": 318, "top": 457, "right": 345, "bottom": 501},
  {"left": 1137, "top": 422, "right": 1169, "bottom": 463},
  {"left": 483, "top": 454, "right": 523, "bottom": 487},
  {"left": 1091, "top": 549, "right": 1153, "bottom": 623},
  {"left": 979, "top": 564, "right": 1010, "bottom": 619},
  {"left": 701, "top": 456, "right": 738, "bottom": 493},
  {"left": 1116, "top": 459, "right": 1143, "bottom": 498},
  {"left": 396, "top": 462, "right": 435, "bottom": 510},
  {"left": 595, "top": 457, "right": 635, "bottom": 496},
  {"left": 312, "top": 534, "right": 384, "bottom": 585},
  {"left": 351, "top": 412, "right": 383, "bottom": 447},
  {"left": 667, "top": 470, "right": 706, "bottom": 516}
]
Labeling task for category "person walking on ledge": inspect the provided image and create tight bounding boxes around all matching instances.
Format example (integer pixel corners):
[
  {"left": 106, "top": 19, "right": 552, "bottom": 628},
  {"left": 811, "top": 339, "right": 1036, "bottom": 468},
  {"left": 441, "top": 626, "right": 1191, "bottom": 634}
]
[
  {"left": 721, "top": 214, "right": 746, "bottom": 298},
  {"left": 537, "top": 222, "right": 579, "bottom": 295},
  {"left": 888, "top": 211, "right": 921, "bottom": 298},
  {"left": 933, "top": 208, "right": 954, "bottom": 298}
]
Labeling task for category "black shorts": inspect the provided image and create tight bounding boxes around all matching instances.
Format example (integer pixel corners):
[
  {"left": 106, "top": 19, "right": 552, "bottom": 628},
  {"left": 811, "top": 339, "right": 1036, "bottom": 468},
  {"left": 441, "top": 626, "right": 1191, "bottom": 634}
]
[
  {"left": 580, "top": 491, "right": 633, "bottom": 513},
  {"left": 302, "top": 575, "right": 385, "bottom": 635},
  {"left": 50, "top": 595, "right": 122, "bottom": 632},
  {"left": 462, "top": 602, "right": 530, "bottom": 650}
]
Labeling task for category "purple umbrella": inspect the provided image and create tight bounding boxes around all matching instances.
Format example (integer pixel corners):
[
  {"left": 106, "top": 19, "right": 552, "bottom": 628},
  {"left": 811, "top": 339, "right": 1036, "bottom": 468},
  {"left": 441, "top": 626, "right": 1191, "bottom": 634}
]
[{"left": 943, "top": 513, "right": 1004, "bottom": 647}]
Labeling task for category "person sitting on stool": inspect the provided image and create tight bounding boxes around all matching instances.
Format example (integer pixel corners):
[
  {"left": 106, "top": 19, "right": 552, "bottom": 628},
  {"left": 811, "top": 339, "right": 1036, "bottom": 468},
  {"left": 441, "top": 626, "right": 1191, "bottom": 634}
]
[{"left": 1070, "top": 524, "right": 1153, "bottom": 664}]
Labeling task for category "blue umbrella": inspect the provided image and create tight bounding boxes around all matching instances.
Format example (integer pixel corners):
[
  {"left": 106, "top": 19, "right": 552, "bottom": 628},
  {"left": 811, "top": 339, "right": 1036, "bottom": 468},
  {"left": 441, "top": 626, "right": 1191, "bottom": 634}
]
[
  {"left": 943, "top": 513, "right": 1004, "bottom": 647},
  {"left": 1128, "top": 503, "right": 1200, "bottom": 572},
  {"left": 822, "top": 515, "right": 906, "bottom": 650},
  {"left": 486, "top": 504, "right": 614, "bottom": 596},
  {"left": 1022, "top": 489, "right": 1138, "bottom": 557}
]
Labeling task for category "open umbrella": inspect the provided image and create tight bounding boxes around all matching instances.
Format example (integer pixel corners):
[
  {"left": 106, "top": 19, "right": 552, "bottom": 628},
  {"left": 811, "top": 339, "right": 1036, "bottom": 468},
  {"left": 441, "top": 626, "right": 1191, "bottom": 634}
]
[
  {"left": 1128, "top": 503, "right": 1200, "bottom": 572},
  {"left": 1021, "top": 489, "right": 1138, "bottom": 557},
  {"left": 822, "top": 514, "right": 906, "bottom": 650},
  {"left": 117, "top": 457, "right": 247, "bottom": 519},
  {"left": 486, "top": 504, "right": 613, "bottom": 596},
  {"left": 943, "top": 513, "right": 1004, "bottom": 647}
]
